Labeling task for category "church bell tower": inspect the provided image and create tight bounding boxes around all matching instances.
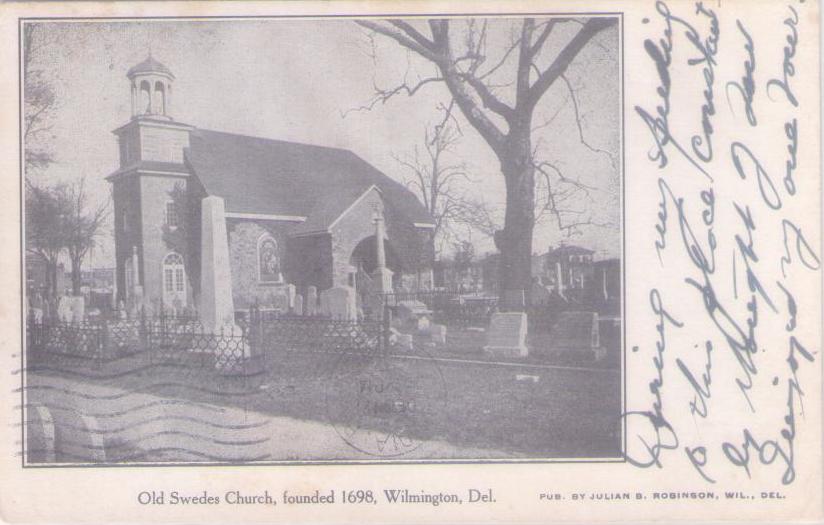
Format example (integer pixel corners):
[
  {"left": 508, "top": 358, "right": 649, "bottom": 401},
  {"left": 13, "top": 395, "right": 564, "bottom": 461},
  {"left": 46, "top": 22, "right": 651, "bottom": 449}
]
[
  {"left": 107, "top": 55, "right": 194, "bottom": 311},
  {"left": 127, "top": 54, "right": 175, "bottom": 120}
]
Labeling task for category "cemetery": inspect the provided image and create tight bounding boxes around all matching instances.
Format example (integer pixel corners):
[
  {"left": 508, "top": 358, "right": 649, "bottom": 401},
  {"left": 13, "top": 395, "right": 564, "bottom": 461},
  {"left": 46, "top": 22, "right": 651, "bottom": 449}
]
[{"left": 24, "top": 52, "right": 622, "bottom": 462}]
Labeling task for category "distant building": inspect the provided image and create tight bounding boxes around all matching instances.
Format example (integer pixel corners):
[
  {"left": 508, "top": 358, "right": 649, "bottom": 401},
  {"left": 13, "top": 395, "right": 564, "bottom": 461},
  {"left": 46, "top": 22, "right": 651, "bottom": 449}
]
[{"left": 540, "top": 244, "right": 595, "bottom": 296}]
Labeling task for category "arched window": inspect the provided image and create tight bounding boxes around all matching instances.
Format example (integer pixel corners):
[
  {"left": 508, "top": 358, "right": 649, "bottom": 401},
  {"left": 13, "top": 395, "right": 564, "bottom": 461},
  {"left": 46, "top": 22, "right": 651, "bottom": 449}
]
[
  {"left": 139, "top": 80, "right": 152, "bottom": 114},
  {"left": 162, "top": 253, "right": 186, "bottom": 306},
  {"left": 153, "top": 81, "right": 166, "bottom": 115},
  {"left": 257, "top": 234, "right": 282, "bottom": 283}
]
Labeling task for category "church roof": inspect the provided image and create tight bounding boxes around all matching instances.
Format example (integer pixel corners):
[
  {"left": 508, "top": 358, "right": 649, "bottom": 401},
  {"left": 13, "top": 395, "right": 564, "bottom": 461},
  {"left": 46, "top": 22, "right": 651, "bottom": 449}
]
[
  {"left": 127, "top": 56, "right": 175, "bottom": 79},
  {"left": 184, "top": 129, "right": 434, "bottom": 233}
]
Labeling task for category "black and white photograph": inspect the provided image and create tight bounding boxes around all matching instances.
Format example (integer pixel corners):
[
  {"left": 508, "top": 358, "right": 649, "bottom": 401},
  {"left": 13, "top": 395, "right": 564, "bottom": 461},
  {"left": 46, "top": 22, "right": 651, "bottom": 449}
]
[{"left": 22, "top": 15, "right": 622, "bottom": 464}]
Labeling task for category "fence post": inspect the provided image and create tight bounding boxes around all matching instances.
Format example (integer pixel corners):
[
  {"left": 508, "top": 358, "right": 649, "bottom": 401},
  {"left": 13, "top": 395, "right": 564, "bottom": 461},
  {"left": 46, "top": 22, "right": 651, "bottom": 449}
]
[
  {"left": 100, "top": 318, "right": 109, "bottom": 362},
  {"left": 140, "top": 306, "right": 150, "bottom": 363},
  {"left": 382, "top": 304, "right": 392, "bottom": 355}
]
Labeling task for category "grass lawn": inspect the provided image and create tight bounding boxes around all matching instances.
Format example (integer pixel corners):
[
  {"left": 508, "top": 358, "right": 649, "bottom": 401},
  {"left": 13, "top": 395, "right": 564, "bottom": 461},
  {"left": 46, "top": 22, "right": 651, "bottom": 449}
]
[
  {"left": 409, "top": 324, "right": 621, "bottom": 370},
  {"left": 33, "top": 345, "right": 622, "bottom": 459}
]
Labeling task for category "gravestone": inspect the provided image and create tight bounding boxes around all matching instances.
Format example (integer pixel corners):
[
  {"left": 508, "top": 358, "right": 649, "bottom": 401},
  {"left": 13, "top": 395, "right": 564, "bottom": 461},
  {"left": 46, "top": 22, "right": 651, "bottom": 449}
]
[
  {"left": 531, "top": 281, "right": 553, "bottom": 306},
  {"left": 129, "top": 285, "right": 145, "bottom": 318},
  {"left": 550, "top": 311, "right": 600, "bottom": 350},
  {"left": 320, "top": 285, "right": 357, "bottom": 321},
  {"left": 430, "top": 323, "right": 447, "bottom": 345},
  {"left": 396, "top": 300, "right": 432, "bottom": 331},
  {"left": 306, "top": 286, "right": 318, "bottom": 316},
  {"left": 57, "top": 296, "right": 74, "bottom": 323},
  {"left": 117, "top": 300, "right": 127, "bottom": 320},
  {"left": 483, "top": 312, "right": 528, "bottom": 358},
  {"left": 271, "top": 290, "right": 289, "bottom": 312},
  {"left": 69, "top": 296, "right": 85, "bottom": 323},
  {"left": 286, "top": 284, "right": 297, "bottom": 310},
  {"left": 396, "top": 333, "right": 414, "bottom": 351},
  {"left": 416, "top": 315, "right": 431, "bottom": 334},
  {"left": 293, "top": 294, "right": 304, "bottom": 316}
]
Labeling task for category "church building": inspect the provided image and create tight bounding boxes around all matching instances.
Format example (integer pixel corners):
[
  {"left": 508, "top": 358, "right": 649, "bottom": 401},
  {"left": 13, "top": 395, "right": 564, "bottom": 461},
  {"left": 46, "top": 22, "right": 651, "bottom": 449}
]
[{"left": 107, "top": 56, "right": 435, "bottom": 316}]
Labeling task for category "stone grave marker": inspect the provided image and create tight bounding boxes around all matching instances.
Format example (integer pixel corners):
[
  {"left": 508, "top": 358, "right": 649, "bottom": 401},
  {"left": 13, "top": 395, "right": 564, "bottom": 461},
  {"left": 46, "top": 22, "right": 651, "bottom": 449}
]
[
  {"left": 293, "top": 294, "right": 304, "bottom": 316},
  {"left": 483, "top": 312, "right": 528, "bottom": 358},
  {"left": 320, "top": 285, "right": 357, "bottom": 321},
  {"left": 430, "top": 323, "right": 447, "bottom": 345},
  {"left": 550, "top": 311, "right": 599, "bottom": 350},
  {"left": 57, "top": 296, "right": 74, "bottom": 323},
  {"left": 271, "top": 290, "right": 289, "bottom": 312},
  {"left": 396, "top": 333, "right": 414, "bottom": 351},
  {"left": 286, "top": 284, "right": 297, "bottom": 310},
  {"left": 306, "top": 286, "right": 318, "bottom": 316},
  {"left": 70, "top": 296, "right": 85, "bottom": 323}
]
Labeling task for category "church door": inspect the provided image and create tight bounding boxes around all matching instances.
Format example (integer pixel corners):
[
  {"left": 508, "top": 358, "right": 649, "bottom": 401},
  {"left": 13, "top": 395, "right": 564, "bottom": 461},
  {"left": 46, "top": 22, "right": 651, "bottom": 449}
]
[{"left": 162, "top": 253, "right": 187, "bottom": 309}]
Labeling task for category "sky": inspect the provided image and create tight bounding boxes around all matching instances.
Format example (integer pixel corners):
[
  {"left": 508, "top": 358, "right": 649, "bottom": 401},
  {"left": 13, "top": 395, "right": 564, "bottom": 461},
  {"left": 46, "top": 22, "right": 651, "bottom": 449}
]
[{"left": 24, "top": 17, "right": 620, "bottom": 268}]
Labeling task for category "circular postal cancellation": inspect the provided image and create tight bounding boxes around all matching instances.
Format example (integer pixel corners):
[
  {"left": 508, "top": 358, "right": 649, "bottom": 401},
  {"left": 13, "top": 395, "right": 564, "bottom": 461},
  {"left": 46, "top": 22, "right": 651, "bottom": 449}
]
[{"left": 324, "top": 352, "right": 448, "bottom": 458}]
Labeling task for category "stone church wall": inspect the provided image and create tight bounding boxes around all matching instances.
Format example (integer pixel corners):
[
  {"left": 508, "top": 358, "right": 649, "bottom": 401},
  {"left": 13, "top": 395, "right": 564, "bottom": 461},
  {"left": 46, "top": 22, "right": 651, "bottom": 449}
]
[
  {"left": 139, "top": 174, "right": 192, "bottom": 309},
  {"left": 227, "top": 219, "right": 291, "bottom": 309},
  {"left": 330, "top": 188, "right": 385, "bottom": 289}
]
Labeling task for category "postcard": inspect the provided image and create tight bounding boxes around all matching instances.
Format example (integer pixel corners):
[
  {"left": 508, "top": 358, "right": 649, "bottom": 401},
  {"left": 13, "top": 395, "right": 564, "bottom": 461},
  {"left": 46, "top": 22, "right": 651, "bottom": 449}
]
[{"left": 0, "top": 0, "right": 820, "bottom": 523}]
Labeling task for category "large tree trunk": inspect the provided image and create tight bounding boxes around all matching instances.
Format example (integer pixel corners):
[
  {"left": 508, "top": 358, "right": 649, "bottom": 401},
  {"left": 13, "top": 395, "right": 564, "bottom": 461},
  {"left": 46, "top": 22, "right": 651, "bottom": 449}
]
[
  {"left": 495, "top": 128, "right": 535, "bottom": 310},
  {"left": 47, "top": 261, "right": 58, "bottom": 298},
  {"left": 70, "top": 258, "right": 82, "bottom": 295}
]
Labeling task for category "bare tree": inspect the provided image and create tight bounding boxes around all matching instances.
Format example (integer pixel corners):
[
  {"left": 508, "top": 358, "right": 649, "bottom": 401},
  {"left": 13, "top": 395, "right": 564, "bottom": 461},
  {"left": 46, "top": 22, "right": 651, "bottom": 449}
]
[
  {"left": 393, "top": 107, "right": 497, "bottom": 256},
  {"left": 25, "top": 181, "right": 69, "bottom": 296},
  {"left": 23, "top": 24, "right": 57, "bottom": 174},
  {"left": 354, "top": 17, "right": 617, "bottom": 301},
  {"left": 63, "top": 178, "right": 110, "bottom": 294}
]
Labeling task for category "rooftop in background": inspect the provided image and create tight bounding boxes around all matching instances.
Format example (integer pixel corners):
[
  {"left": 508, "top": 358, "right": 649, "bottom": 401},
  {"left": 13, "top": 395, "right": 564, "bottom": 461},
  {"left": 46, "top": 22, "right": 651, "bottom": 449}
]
[{"left": 546, "top": 245, "right": 595, "bottom": 256}]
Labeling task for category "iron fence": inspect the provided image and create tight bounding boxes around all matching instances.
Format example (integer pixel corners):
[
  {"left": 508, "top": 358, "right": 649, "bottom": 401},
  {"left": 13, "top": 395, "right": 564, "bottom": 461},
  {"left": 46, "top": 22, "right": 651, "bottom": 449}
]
[
  {"left": 26, "top": 308, "right": 258, "bottom": 375},
  {"left": 246, "top": 306, "right": 389, "bottom": 356}
]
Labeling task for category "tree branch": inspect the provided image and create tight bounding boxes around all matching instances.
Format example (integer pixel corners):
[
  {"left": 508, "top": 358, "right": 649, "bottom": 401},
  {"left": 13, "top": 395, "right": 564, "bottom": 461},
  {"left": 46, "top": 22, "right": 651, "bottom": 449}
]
[
  {"left": 526, "top": 17, "right": 617, "bottom": 109},
  {"left": 355, "top": 20, "right": 444, "bottom": 64}
]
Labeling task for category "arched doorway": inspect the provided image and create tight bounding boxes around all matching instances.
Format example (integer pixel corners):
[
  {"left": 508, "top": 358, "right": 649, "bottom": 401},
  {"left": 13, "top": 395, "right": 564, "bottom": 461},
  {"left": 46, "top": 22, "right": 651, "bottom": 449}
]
[
  {"left": 162, "top": 252, "right": 187, "bottom": 308},
  {"left": 349, "top": 235, "right": 402, "bottom": 310}
]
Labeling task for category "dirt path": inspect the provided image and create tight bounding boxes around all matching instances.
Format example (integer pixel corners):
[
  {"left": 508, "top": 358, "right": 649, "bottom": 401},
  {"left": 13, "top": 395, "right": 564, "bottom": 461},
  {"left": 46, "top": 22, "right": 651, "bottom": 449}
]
[{"left": 24, "top": 372, "right": 513, "bottom": 463}]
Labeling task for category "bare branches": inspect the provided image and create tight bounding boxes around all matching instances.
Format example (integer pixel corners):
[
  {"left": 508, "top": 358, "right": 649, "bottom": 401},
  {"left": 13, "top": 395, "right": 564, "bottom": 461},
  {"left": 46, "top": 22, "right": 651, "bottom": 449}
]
[
  {"left": 23, "top": 24, "right": 57, "bottom": 174},
  {"left": 458, "top": 72, "right": 515, "bottom": 121},
  {"left": 355, "top": 20, "right": 443, "bottom": 64},
  {"left": 560, "top": 73, "right": 618, "bottom": 172},
  {"left": 394, "top": 107, "right": 498, "bottom": 255},
  {"left": 342, "top": 75, "right": 444, "bottom": 117},
  {"left": 526, "top": 17, "right": 617, "bottom": 110}
]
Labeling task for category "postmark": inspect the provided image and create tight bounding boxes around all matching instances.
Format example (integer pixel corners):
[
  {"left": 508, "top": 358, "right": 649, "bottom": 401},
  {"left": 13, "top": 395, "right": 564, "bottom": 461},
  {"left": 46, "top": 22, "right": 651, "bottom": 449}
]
[{"left": 324, "top": 352, "right": 448, "bottom": 458}]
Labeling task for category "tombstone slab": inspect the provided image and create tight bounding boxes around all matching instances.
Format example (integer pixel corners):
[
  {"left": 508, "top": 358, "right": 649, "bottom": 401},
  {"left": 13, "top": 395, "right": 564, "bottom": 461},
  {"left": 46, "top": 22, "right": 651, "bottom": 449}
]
[
  {"left": 483, "top": 312, "right": 528, "bottom": 358},
  {"left": 550, "top": 311, "right": 600, "bottom": 350},
  {"left": 286, "top": 284, "right": 297, "bottom": 310},
  {"left": 320, "top": 286, "right": 357, "bottom": 321},
  {"left": 293, "top": 294, "right": 304, "bottom": 316},
  {"left": 430, "top": 324, "right": 447, "bottom": 345},
  {"left": 57, "top": 297, "right": 73, "bottom": 323},
  {"left": 306, "top": 286, "right": 318, "bottom": 316},
  {"left": 69, "top": 296, "right": 85, "bottom": 323},
  {"left": 396, "top": 333, "right": 414, "bottom": 351}
]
